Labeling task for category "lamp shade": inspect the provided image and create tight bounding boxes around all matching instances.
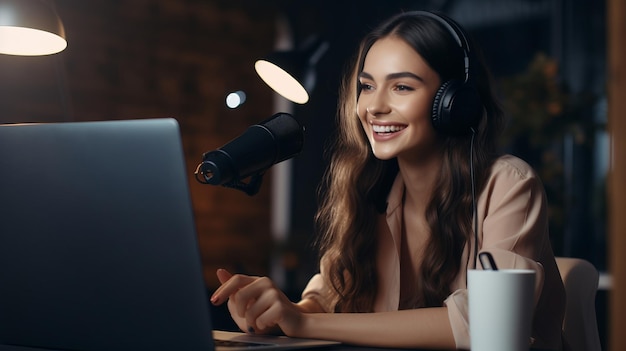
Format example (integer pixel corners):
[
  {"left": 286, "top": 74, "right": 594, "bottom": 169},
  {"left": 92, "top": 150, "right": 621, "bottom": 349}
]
[
  {"left": 255, "top": 51, "right": 310, "bottom": 104},
  {"left": 255, "top": 38, "right": 328, "bottom": 105},
  {"left": 0, "top": 0, "right": 67, "bottom": 56}
]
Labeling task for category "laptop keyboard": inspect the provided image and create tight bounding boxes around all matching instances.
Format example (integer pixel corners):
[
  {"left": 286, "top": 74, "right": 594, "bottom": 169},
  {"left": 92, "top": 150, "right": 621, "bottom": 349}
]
[{"left": 214, "top": 338, "right": 272, "bottom": 348}]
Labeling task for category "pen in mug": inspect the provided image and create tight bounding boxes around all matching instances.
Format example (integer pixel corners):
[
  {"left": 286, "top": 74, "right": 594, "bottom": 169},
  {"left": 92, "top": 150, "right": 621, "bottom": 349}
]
[{"left": 478, "top": 252, "right": 499, "bottom": 270}]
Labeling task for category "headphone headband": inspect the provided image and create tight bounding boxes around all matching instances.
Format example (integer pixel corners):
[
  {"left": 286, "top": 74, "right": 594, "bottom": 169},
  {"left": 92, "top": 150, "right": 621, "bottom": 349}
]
[{"left": 407, "top": 11, "right": 472, "bottom": 83}]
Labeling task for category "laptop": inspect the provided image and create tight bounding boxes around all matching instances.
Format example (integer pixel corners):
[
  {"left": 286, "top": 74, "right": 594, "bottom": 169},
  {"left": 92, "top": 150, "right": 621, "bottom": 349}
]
[{"left": 0, "top": 118, "right": 339, "bottom": 351}]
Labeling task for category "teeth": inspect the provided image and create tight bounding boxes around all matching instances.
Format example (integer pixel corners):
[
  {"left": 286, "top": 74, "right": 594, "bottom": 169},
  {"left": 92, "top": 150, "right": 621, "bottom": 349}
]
[{"left": 372, "top": 124, "right": 406, "bottom": 133}]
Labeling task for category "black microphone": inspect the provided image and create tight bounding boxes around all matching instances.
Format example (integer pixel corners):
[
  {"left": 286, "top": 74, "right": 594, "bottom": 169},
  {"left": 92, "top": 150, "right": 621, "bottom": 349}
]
[{"left": 196, "top": 112, "right": 304, "bottom": 194}]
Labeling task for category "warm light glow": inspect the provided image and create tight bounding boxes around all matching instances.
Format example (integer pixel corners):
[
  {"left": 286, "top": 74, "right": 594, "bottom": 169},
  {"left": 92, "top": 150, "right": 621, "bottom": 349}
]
[
  {"left": 0, "top": 26, "right": 67, "bottom": 56},
  {"left": 254, "top": 60, "right": 309, "bottom": 104}
]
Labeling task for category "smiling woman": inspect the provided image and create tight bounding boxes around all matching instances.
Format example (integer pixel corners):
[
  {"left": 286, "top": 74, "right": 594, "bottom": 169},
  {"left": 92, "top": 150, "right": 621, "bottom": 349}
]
[
  {"left": 211, "top": 10, "right": 566, "bottom": 351},
  {"left": 356, "top": 36, "right": 441, "bottom": 161}
]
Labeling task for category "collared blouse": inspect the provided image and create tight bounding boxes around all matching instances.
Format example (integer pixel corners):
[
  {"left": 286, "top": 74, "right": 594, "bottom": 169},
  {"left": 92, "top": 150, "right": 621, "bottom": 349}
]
[{"left": 301, "top": 154, "right": 565, "bottom": 350}]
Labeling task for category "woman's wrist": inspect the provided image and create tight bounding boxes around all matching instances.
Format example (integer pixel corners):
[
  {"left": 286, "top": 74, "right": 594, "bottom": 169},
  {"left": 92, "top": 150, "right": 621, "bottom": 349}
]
[
  {"left": 295, "top": 298, "right": 325, "bottom": 313},
  {"left": 292, "top": 309, "right": 318, "bottom": 339}
]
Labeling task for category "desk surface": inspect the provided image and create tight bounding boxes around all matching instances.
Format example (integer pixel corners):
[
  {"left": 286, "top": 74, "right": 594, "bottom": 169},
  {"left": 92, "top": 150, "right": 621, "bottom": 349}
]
[
  {"left": 0, "top": 344, "right": 436, "bottom": 351},
  {"left": 0, "top": 344, "right": 554, "bottom": 351}
]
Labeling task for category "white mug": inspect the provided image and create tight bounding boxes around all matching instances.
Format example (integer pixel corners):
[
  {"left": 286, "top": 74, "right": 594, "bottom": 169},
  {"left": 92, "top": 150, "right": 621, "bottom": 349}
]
[{"left": 468, "top": 269, "right": 536, "bottom": 351}]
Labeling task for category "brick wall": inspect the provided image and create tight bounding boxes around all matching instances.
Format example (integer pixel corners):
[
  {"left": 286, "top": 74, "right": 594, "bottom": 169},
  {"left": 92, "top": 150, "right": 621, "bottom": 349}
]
[{"left": 0, "top": 0, "right": 283, "bottom": 289}]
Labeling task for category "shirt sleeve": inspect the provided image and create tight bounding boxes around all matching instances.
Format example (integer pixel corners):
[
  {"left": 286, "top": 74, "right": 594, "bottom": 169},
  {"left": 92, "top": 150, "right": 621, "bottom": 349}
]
[
  {"left": 444, "top": 157, "right": 549, "bottom": 349},
  {"left": 301, "top": 256, "right": 338, "bottom": 313},
  {"left": 301, "top": 273, "right": 335, "bottom": 313}
]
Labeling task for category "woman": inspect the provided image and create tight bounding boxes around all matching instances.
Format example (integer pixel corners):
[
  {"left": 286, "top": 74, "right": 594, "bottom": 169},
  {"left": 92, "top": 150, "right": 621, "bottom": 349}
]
[{"left": 211, "top": 10, "right": 565, "bottom": 350}]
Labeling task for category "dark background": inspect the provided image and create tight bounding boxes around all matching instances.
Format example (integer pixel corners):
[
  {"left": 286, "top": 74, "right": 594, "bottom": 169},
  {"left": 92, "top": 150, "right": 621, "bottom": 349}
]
[{"left": 0, "top": 0, "right": 608, "bottom": 347}]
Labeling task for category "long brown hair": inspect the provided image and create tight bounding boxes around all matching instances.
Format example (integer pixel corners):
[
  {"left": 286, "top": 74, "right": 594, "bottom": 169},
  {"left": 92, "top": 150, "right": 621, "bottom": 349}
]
[{"left": 315, "top": 12, "right": 504, "bottom": 312}]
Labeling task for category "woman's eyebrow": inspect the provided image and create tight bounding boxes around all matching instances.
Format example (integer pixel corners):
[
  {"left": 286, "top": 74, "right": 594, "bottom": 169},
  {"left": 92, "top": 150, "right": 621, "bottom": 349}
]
[
  {"left": 358, "top": 72, "right": 374, "bottom": 80},
  {"left": 358, "top": 71, "right": 424, "bottom": 82},
  {"left": 387, "top": 72, "right": 423, "bottom": 82}
]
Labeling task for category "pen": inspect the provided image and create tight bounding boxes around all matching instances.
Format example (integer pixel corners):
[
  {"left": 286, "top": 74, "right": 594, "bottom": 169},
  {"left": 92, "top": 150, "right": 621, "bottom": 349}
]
[{"left": 478, "top": 252, "right": 499, "bottom": 270}]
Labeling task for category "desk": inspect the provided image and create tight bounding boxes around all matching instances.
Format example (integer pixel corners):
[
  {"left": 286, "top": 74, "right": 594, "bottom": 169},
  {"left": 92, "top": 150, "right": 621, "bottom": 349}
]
[
  {"left": 0, "top": 346, "right": 434, "bottom": 351},
  {"left": 0, "top": 345, "right": 550, "bottom": 351}
]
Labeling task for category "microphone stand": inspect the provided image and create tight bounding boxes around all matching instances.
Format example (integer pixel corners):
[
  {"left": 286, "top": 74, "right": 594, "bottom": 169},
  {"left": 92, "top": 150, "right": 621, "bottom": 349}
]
[
  {"left": 220, "top": 173, "right": 264, "bottom": 196},
  {"left": 194, "top": 161, "right": 265, "bottom": 196}
]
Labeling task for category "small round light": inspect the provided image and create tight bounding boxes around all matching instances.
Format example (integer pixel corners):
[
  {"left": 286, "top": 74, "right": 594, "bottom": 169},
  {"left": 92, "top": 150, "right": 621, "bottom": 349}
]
[{"left": 226, "top": 90, "right": 246, "bottom": 109}]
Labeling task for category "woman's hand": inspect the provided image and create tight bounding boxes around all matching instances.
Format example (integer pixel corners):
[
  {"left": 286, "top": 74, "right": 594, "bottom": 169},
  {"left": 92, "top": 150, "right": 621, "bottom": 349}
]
[{"left": 210, "top": 269, "right": 305, "bottom": 336}]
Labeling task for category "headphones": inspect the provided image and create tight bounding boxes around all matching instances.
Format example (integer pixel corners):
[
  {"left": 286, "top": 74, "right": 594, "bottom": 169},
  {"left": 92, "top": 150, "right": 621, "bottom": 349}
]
[{"left": 410, "top": 11, "right": 483, "bottom": 136}]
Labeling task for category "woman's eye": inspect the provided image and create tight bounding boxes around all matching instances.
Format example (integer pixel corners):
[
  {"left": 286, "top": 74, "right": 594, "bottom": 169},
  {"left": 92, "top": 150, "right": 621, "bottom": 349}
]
[
  {"left": 359, "top": 82, "right": 374, "bottom": 91},
  {"left": 395, "top": 84, "right": 414, "bottom": 91}
]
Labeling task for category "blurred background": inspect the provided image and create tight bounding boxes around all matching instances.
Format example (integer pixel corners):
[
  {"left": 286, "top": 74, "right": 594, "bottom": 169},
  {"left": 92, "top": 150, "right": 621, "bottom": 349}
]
[{"left": 0, "top": 0, "right": 610, "bottom": 347}]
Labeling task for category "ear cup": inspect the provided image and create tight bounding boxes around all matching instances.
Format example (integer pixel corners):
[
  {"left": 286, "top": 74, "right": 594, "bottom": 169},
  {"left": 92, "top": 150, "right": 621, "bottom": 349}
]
[{"left": 431, "top": 79, "right": 482, "bottom": 136}]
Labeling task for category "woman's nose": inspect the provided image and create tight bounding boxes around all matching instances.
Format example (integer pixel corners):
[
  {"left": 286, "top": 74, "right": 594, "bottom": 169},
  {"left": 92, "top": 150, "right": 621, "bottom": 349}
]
[{"left": 365, "top": 93, "right": 391, "bottom": 116}]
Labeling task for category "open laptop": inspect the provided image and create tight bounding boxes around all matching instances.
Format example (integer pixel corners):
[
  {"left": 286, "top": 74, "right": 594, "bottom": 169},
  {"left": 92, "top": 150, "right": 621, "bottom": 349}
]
[{"left": 0, "top": 118, "right": 339, "bottom": 351}]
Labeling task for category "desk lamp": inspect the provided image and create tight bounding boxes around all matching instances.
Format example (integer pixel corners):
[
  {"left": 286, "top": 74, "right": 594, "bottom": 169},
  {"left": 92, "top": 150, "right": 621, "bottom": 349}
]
[
  {"left": 254, "top": 37, "right": 328, "bottom": 104},
  {"left": 0, "top": 0, "right": 67, "bottom": 56}
]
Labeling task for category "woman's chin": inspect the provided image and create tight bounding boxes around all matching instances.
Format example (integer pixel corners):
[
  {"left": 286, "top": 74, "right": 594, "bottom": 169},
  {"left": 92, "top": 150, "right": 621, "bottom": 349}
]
[{"left": 371, "top": 149, "right": 398, "bottom": 160}]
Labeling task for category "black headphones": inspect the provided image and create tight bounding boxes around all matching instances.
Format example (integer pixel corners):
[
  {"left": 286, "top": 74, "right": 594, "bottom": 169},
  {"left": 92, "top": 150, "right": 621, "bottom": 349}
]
[{"left": 410, "top": 11, "right": 483, "bottom": 136}]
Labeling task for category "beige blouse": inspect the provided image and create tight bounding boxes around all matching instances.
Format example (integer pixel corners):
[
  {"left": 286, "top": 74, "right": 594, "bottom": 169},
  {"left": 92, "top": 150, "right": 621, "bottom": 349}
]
[{"left": 301, "top": 154, "right": 565, "bottom": 350}]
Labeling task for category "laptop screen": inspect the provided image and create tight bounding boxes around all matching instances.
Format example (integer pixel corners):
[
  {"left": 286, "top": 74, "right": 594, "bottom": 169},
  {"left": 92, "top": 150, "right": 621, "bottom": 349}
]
[{"left": 0, "top": 119, "right": 214, "bottom": 351}]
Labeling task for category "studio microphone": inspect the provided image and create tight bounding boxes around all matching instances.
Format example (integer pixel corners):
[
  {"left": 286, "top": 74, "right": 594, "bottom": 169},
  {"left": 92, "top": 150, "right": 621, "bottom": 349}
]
[{"left": 195, "top": 112, "right": 304, "bottom": 195}]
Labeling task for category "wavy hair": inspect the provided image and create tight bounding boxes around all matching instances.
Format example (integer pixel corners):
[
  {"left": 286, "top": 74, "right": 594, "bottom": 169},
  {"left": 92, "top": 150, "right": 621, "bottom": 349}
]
[{"left": 314, "top": 12, "right": 504, "bottom": 312}]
